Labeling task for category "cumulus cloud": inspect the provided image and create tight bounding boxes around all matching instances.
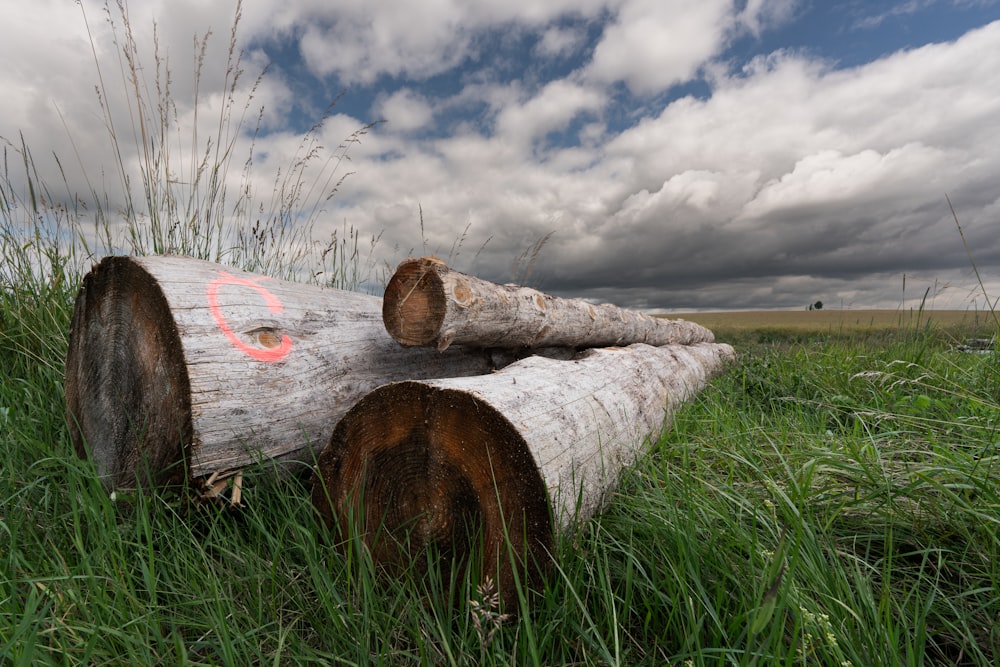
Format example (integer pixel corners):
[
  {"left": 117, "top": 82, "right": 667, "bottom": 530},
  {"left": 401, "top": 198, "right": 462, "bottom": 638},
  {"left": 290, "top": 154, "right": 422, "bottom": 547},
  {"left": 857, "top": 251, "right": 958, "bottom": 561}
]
[
  {"left": 584, "top": 0, "right": 730, "bottom": 93},
  {"left": 376, "top": 89, "right": 434, "bottom": 133},
  {"left": 286, "top": 0, "right": 611, "bottom": 84},
  {"left": 335, "top": 20, "right": 1000, "bottom": 309},
  {"left": 534, "top": 25, "right": 589, "bottom": 58},
  {"left": 298, "top": 12, "right": 471, "bottom": 85},
  {"left": 737, "top": 0, "right": 798, "bottom": 36},
  {"left": 495, "top": 80, "right": 605, "bottom": 145}
]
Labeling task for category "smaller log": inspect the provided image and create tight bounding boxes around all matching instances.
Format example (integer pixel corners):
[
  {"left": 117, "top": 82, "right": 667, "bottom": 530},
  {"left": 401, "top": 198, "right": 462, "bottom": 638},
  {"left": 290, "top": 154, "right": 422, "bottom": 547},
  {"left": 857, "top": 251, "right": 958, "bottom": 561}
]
[
  {"left": 311, "top": 341, "right": 735, "bottom": 606},
  {"left": 382, "top": 256, "right": 715, "bottom": 351}
]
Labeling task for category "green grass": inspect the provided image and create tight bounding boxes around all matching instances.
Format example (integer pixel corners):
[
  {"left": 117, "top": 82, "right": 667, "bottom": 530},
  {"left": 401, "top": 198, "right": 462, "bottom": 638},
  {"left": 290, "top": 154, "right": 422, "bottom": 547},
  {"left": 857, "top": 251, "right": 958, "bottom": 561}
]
[
  {"left": 4, "top": 3, "right": 1000, "bottom": 663},
  {"left": 4, "top": 268, "right": 1000, "bottom": 664}
]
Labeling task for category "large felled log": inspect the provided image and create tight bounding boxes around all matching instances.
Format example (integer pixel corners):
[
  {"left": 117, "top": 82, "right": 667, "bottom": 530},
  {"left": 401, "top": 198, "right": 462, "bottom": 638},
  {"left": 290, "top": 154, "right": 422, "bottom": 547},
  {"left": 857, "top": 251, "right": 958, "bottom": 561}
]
[
  {"left": 383, "top": 256, "right": 715, "bottom": 350},
  {"left": 311, "top": 341, "right": 735, "bottom": 605},
  {"left": 64, "top": 255, "right": 502, "bottom": 492}
]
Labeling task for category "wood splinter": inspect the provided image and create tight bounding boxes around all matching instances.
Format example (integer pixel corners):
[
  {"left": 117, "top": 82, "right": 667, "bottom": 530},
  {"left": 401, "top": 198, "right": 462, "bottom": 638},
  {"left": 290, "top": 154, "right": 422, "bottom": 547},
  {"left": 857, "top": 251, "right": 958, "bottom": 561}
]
[{"left": 198, "top": 470, "right": 244, "bottom": 508}]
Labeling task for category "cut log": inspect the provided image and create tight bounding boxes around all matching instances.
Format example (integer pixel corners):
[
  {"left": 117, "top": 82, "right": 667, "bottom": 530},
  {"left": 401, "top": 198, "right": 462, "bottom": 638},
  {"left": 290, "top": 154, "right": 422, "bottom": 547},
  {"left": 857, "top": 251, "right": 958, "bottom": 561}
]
[
  {"left": 311, "top": 341, "right": 735, "bottom": 605},
  {"left": 64, "top": 255, "right": 503, "bottom": 492},
  {"left": 383, "top": 256, "right": 715, "bottom": 350}
]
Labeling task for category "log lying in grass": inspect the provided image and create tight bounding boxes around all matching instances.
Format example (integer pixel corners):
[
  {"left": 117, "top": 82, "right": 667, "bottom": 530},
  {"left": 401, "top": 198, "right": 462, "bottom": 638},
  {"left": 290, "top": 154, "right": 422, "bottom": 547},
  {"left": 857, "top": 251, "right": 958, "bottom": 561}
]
[
  {"left": 64, "top": 255, "right": 502, "bottom": 492},
  {"left": 311, "top": 341, "right": 736, "bottom": 605},
  {"left": 383, "top": 256, "right": 715, "bottom": 350}
]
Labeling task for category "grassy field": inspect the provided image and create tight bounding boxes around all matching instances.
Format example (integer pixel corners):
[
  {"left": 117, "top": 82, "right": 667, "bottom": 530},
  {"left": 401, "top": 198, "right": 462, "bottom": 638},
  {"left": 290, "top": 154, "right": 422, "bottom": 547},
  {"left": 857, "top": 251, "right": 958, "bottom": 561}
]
[
  {"left": 3, "top": 280, "right": 999, "bottom": 664},
  {"left": 670, "top": 308, "right": 996, "bottom": 334}
]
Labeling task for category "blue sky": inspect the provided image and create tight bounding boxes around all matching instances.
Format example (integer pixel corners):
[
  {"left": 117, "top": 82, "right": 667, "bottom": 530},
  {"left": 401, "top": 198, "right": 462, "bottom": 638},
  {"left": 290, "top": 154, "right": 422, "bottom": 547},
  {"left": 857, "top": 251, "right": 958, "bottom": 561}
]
[
  {"left": 3, "top": 0, "right": 1000, "bottom": 310},
  {"left": 259, "top": 1, "right": 1000, "bottom": 138}
]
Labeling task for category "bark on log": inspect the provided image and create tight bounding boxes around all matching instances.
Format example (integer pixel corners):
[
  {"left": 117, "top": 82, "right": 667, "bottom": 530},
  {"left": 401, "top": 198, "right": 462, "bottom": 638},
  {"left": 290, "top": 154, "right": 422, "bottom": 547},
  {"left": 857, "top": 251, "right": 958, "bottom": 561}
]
[
  {"left": 383, "top": 256, "right": 715, "bottom": 350},
  {"left": 311, "top": 341, "right": 735, "bottom": 605},
  {"left": 64, "top": 255, "right": 502, "bottom": 492}
]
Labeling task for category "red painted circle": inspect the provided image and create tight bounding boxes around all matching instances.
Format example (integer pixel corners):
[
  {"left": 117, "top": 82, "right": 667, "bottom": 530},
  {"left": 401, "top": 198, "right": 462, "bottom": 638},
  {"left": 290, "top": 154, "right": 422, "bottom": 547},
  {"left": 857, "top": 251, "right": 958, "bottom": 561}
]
[{"left": 206, "top": 272, "right": 293, "bottom": 362}]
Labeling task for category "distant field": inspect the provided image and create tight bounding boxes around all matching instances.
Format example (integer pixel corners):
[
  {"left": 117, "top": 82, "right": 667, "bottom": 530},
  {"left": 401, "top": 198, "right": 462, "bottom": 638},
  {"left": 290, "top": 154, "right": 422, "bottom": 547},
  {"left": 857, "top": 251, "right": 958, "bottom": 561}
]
[{"left": 665, "top": 309, "right": 998, "bottom": 333}]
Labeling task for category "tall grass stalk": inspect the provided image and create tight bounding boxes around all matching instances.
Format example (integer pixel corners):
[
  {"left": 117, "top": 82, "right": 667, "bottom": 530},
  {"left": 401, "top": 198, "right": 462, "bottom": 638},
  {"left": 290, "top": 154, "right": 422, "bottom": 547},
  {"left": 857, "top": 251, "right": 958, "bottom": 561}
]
[
  {"left": 948, "top": 193, "right": 1000, "bottom": 332},
  {"left": 3, "top": 0, "right": 379, "bottom": 299}
]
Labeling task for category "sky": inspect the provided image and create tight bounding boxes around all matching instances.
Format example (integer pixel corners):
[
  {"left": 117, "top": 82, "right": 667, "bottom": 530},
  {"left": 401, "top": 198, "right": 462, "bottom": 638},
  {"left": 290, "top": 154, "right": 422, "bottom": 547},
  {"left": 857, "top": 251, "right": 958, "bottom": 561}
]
[{"left": 3, "top": 0, "right": 1000, "bottom": 311}]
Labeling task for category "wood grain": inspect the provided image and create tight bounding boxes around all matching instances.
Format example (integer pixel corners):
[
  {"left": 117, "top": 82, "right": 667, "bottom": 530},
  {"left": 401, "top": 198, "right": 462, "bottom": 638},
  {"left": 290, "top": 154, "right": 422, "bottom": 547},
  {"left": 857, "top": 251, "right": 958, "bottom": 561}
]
[
  {"left": 383, "top": 256, "right": 716, "bottom": 351},
  {"left": 312, "top": 341, "right": 736, "bottom": 605},
  {"left": 65, "top": 255, "right": 501, "bottom": 491}
]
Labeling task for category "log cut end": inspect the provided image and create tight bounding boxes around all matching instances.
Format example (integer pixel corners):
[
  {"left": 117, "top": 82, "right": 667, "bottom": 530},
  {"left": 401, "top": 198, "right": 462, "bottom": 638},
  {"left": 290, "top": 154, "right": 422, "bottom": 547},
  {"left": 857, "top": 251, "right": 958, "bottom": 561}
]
[
  {"left": 382, "top": 257, "right": 449, "bottom": 347},
  {"left": 311, "top": 381, "right": 553, "bottom": 607},
  {"left": 64, "top": 256, "right": 193, "bottom": 490}
]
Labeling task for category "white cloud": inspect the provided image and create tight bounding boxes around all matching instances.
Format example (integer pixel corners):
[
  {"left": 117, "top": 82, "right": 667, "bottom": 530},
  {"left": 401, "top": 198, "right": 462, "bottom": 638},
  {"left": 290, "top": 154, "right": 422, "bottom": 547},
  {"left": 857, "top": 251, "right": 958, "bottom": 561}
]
[
  {"left": 534, "top": 25, "right": 588, "bottom": 58},
  {"left": 737, "top": 0, "right": 799, "bottom": 36},
  {"left": 289, "top": 0, "right": 612, "bottom": 84},
  {"left": 739, "top": 145, "right": 950, "bottom": 220},
  {"left": 376, "top": 90, "right": 434, "bottom": 133},
  {"left": 495, "top": 80, "right": 605, "bottom": 145},
  {"left": 298, "top": 9, "right": 472, "bottom": 84},
  {"left": 606, "top": 19, "right": 1000, "bottom": 191},
  {"left": 585, "top": 0, "right": 734, "bottom": 94}
]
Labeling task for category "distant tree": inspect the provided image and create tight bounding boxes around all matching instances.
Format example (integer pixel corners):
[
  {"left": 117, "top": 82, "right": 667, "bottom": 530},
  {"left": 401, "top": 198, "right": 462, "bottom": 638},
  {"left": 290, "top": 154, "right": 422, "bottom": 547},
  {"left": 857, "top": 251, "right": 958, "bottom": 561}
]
[{"left": 813, "top": 301, "right": 823, "bottom": 310}]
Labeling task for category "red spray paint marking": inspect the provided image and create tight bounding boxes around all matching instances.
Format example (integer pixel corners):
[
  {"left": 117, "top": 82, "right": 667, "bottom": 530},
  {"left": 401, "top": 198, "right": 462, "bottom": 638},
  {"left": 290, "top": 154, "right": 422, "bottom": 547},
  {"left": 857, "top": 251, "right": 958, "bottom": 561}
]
[{"left": 206, "top": 271, "right": 293, "bottom": 362}]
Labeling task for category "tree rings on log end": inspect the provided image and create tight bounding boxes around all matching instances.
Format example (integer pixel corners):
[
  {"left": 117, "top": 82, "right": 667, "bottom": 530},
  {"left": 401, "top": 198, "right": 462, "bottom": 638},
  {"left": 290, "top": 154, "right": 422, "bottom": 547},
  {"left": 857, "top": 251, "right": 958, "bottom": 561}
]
[
  {"left": 311, "top": 381, "right": 553, "bottom": 607},
  {"left": 382, "top": 258, "right": 448, "bottom": 347},
  {"left": 65, "top": 256, "right": 193, "bottom": 490}
]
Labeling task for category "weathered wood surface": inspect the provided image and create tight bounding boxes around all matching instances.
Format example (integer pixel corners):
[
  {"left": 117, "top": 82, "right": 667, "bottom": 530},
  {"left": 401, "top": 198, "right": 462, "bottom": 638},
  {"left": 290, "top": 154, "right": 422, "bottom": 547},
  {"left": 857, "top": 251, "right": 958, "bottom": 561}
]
[
  {"left": 64, "top": 255, "right": 502, "bottom": 491},
  {"left": 383, "top": 256, "right": 716, "bottom": 350},
  {"left": 312, "top": 341, "right": 736, "bottom": 605}
]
